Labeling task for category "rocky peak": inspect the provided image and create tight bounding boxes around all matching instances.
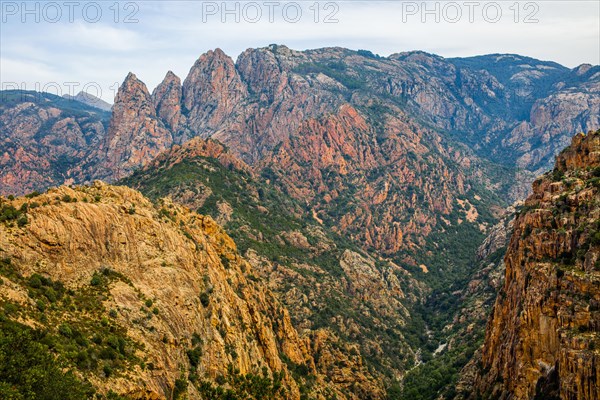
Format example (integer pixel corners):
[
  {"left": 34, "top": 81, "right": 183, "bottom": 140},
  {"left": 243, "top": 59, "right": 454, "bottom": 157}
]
[
  {"left": 236, "top": 46, "right": 291, "bottom": 102},
  {"left": 574, "top": 63, "right": 594, "bottom": 76},
  {"left": 152, "top": 70, "right": 185, "bottom": 133},
  {"left": 113, "top": 72, "right": 155, "bottom": 115},
  {"left": 182, "top": 49, "right": 247, "bottom": 134},
  {"left": 555, "top": 131, "right": 600, "bottom": 172},
  {"left": 97, "top": 72, "right": 173, "bottom": 180},
  {"left": 143, "top": 136, "right": 251, "bottom": 175},
  {"left": 121, "top": 73, "right": 145, "bottom": 96},
  {"left": 389, "top": 50, "right": 445, "bottom": 64}
]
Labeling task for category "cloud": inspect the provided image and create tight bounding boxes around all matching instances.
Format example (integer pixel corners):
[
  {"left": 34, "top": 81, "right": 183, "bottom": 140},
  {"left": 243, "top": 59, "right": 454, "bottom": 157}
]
[
  {"left": 54, "top": 22, "right": 147, "bottom": 52},
  {"left": 1, "top": 0, "right": 598, "bottom": 102}
]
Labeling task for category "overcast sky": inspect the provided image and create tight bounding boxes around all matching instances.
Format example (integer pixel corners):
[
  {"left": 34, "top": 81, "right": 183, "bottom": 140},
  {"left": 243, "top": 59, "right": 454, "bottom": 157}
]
[{"left": 1, "top": 1, "right": 599, "bottom": 102}]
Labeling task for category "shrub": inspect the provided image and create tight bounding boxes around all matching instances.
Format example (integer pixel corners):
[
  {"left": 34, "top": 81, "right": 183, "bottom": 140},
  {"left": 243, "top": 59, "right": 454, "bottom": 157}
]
[
  {"left": 16, "top": 215, "right": 28, "bottom": 227},
  {"left": 551, "top": 168, "right": 564, "bottom": 181},
  {"left": 200, "top": 292, "right": 210, "bottom": 307},
  {"left": 187, "top": 346, "right": 202, "bottom": 368},
  {"left": 58, "top": 323, "right": 73, "bottom": 338},
  {"left": 90, "top": 273, "right": 102, "bottom": 286},
  {"left": 158, "top": 208, "right": 174, "bottom": 221},
  {"left": 191, "top": 333, "right": 203, "bottom": 346},
  {"left": 106, "top": 390, "right": 127, "bottom": 400},
  {"left": 36, "top": 299, "right": 46, "bottom": 312},
  {"left": 0, "top": 204, "right": 21, "bottom": 222},
  {"left": 28, "top": 274, "right": 43, "bottom": 289},
  {"left": 103, "top": 364, "right": 113, "bottom": 377},
  {"left": 99, "top": 347, "right": 117, "bottom": 361},
  {"left": 357, "top": 49, "right": 381, "bottom": 59},
  {"left": 3, "top": 302, "right": 19, "bottom": 316},
  {"left": 220, "top": 254, "right": 231, "bottom": 269},
  {"left": 172, "top": 376, "right": 188, "bottom": 400},
  {"left": 25, "top": 191, "right": 41, "bottom": 198}
]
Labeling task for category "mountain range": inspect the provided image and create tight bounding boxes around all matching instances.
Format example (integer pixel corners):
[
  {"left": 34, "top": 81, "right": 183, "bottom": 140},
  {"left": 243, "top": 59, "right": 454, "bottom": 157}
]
[{"left": 0, "top": 45, "right": 599, "bottom": 399}]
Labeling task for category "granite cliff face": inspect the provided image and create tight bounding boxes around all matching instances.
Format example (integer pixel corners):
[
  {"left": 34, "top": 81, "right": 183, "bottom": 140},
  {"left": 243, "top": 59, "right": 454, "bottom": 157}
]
[
  {"left": 0, "top": 183, "right": 316, "bottom": 399},
  {"left": 471, "top": 131, "right": 600, "bottom": 400},
  {"left": 502, "top": 65, "right": 600, "bottom": 176},
  {"left": 152, "top": 71, "right": 186, "bottom": 135},
  {"left": 259, "top": 101, "right": 495, "bottom": 254},
  {"left": 182, "top": 49, "right": 248, "bottom": 135},
  {"left": 413, "top": 54, "right": 600, "bottom": 174}
]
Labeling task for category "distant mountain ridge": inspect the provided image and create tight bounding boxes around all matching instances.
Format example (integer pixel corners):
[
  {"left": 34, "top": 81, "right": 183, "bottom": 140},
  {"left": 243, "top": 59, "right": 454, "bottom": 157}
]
[{"left": 63, "top": 91, "right": 112, "bottom": 112}]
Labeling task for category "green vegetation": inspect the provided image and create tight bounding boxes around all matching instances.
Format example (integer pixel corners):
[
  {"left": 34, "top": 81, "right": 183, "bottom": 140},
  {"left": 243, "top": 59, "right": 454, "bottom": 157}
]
[
  {"left": 25, "top": 191, "right": 41, "bottom": 199},
  {"left": 357, "top": 49, "right": 383, "bottom": 59},
  {"left": 393, "top": 194, "right": 502, "bottom": 398},
  {"left": 396, "top": 243, "right": 502, "bottom": 400},
  {"left": 397, "top": 341, "right": 479, "bottom": 400},
  {"left": 0, "top": 258, "right": 141, "bottom": 393},
  {"left": 196, "top": 365, "right": 284, "bottom": 400},
  {"left": 0, "top": 318, "right": 95, "bottom": 400},
  {"left": 0, "top": 202, "right": 28, "bottom": 226},
  {"left": 199, "top": 292, "right": 210, "bottom": 307},
  {"left": 172, "top": 375, "right": 188, "bottom": 400}
]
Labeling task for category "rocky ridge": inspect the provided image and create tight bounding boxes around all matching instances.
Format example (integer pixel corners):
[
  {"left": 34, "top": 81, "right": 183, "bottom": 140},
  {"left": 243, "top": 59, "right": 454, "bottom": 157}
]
[
  {"left": 0, "top": 182, "right": 321, "bottom": 399},
  {"left": 1, "top": 46, "right": 599, "bottom": 399}
]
